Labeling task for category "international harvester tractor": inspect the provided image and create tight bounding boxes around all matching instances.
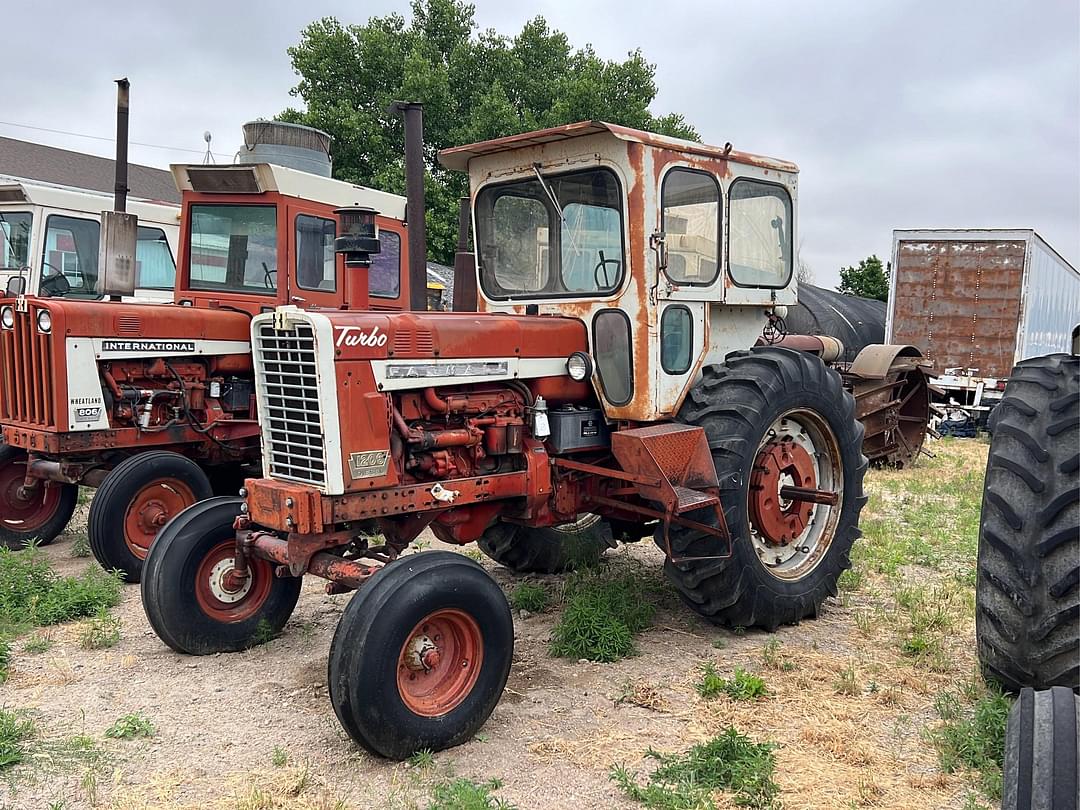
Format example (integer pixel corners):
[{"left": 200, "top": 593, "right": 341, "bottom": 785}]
[
  {"left": 142, "top": 121, "right": 869, "bottom": 759},
  {"left": 0, "top": 121, "right": 414, "bottom": 583}
]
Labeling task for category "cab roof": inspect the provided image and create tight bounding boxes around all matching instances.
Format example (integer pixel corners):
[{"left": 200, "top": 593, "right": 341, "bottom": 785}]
[
  {"left": 0, "top": 175, "right": 180, "bottom": 224},
  {"left": 438, "top": 120, "right": 799, "bottom": 174}
]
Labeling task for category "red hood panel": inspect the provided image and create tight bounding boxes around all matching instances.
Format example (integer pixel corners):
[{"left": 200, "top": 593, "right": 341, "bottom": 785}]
[{"left": 38, "top": 299, "right": 251, "bottom": 341}]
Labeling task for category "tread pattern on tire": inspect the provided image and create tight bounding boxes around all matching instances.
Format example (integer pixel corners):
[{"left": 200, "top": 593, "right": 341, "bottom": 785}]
[
  {"left": 1002, "top": 686, "right": 1079, "bottom": 810},
  {"left": 659, "top": 347, "right": 868, "bottom": 630},
  {"left": 977, "top": 354, "right": 1079, "bottom": 692},
  {"left": 476, "top": 518, "right": 612, "bottom": 574}
]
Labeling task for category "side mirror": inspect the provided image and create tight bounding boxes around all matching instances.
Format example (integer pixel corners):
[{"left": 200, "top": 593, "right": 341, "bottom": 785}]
[{"left": 4, "top": 274, "right": 26, "bottom": 297}]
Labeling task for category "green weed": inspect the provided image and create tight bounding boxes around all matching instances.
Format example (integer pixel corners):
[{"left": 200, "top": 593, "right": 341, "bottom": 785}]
[
  {"left": 0, "top": 638, "right": 10, "bottom": 684},
  {"left": 833, "top": 664, "right": 859, "bottom": 696},
  {"left": 612, "top": 727, "right": 780, "bottom": 809},
  {"left": 69, "top": 532, "right": 91, "bottom": 559},
  {"left": 0, "top": 707, "right": 35, "bottom": 768},
  {"left": 104, "top": 712, "right": 154, "bottom": 740},
  {"left": 926, "top": 688, "right": 1010, "bottom": 800},
  {"left": 760, "top": 639, "right": 795, "bottom": 672},
  {"left": 252, "top": 618, "right": 277, "bottom": 646},
  {"left": 696, "top": 665, "right": 768, "bottom": 702},
  {"left": 0, "top": 549, "right": 122, "bottom": 636},
  {"left": 408, "top": 748, "right": 435, "bottom": 770},
  {"left": 79, "top": 610, "right": 120, "bottom": 650},
  {"left": 509, "top": 582, "right": 549, "bottom": 614},
  {"left": 272, "top": 746, "right": 288, "bottom": 767},
  {"left": 427, "top": 777, "right": 513, "bottom": 809},
  {"left": 22, "top": 633, "right": 53, "bottom": 654},
  {"left": 695, "top": 662, "right": 726, "bottom": 699}
]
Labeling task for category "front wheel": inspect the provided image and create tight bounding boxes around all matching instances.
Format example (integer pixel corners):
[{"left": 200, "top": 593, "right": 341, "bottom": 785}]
[
  {"left": 141, "top": 497, "right": 301, "bottom": 655},
  {"left": 88, "top": 451, "right": 213, "bottom": 582},
  {"left": 661, "top": 348, "right": 868, "bottom": 630},
  {"left": 328, "top": 551, "right": 513, "bottom": 760},
  {"left": 0, "top": 446, "right": 78, "bottom": 549}
]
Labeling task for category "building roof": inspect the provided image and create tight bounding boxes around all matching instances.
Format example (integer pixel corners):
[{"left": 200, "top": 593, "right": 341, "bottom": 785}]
[{"left": 0, "top": 136, "right": 180, "bottom": 204}]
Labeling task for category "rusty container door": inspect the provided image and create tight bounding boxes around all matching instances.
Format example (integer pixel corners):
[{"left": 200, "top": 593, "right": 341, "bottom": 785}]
[{"left": 890, "top": 237, "right": 1027, "bottom": 378}]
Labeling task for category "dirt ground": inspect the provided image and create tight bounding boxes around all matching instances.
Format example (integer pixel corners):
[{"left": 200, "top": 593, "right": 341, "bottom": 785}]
[{"left": 2, "top": 439, "right": 993, "bottom": 810}]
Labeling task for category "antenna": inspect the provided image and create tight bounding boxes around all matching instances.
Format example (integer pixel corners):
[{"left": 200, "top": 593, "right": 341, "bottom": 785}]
[{"left": 202, "top": 131, "right": 215, "bottom": 164}]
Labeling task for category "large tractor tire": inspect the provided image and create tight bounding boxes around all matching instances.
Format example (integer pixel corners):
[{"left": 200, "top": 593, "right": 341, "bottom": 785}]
[
  {"left": 976, "top": 353, "right": 1079, "bottom": 693},
  {"left": 0, "top": 446, "right": 78, "bottom": 549},
  {"left": 88, "top": 451, "right": 213, "bottom": 582},
  {"left": 328, "top": 551, "right": 513, "bottom": 759},
  {"left": 476, "top": 515, "right": 613, "bottom": 574},
  {"left": 141, "top": 497, "right": 301, "bottom": 654},
  {"left": 661, "top": 348, "right": 867, "bottom": 630},
  {"left": 1002, "top": 687, "right": 1079, "bottom": 810}
]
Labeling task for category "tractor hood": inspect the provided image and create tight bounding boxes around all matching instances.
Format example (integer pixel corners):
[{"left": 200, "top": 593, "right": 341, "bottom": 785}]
[{"left": 25, "top": 298, "right": 251, "bottom": 344}]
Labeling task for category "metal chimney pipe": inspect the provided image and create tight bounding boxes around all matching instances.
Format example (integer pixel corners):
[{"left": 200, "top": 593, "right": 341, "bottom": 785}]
[
  {"left": 113, "top": 78, "right": 130, "bottom": 213},
  {"left": 389, "top": 101, "right": 428, "bottom": 311}
]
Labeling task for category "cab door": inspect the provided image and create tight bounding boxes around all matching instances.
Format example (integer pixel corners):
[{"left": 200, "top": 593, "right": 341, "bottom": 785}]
[{"left": 285, "top": 201, "right": 343, "bottom": 310}]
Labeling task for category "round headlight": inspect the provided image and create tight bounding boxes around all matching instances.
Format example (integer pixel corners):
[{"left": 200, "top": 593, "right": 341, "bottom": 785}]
[
  {"left": 566, "top": 351, "right": 593, "bottom": 382},
  {"left": 36, "top": 310, "right": 52, "bottom": 334},
  {"left": 0, "top": 306, "right": 14, "bottom": 330}
]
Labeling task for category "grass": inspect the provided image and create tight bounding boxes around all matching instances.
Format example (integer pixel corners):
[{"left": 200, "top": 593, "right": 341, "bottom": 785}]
[
  {"left": 427, "top": 777, "right": 514, "bottom": 810},
  {"left": 549, "top": 558, "right": 659, "bottom": 662},
  {"left": 927, "top": 687, "right": 1011, "bottom": 800},
  {"left": 760, "top": 639, "right": 795, "bottom": 672},
  {"left": 272, "top": 745, "right": 288, "bottom": 767},
  {"left": 252, "top": 617, "right": 277, "bottom": 646},
  {"left": 22, "top": 633, "right": 53, "bottom": 654},
  {"left": 612, "top": 727, "right": 780, "bottom": 809},
  {"left": 695, "top": 664, "right": 768, "bottom": 701},
  {"left": 78, "top": 609, "right": 121, "bottom": 650},
  {"left": 104, "top": 712, "right": 154, "bottom": 740},
  {"left": 0, "top": 707, "right": 35, "bottom": 768},
  {"left": 0, "top": 548, "right": 122, "bottom": 637},
  {"left": 832, "top": 663, "right": 859, "bottom": 695},
  {"left": 509, "top": 582, "right": 549, "bottom": 614},
  {"left": 69, "top": 532, "right": 91, "bottom": 559},
  {"left": 0, "top": 638, "right": 9, "bottom": 684}
]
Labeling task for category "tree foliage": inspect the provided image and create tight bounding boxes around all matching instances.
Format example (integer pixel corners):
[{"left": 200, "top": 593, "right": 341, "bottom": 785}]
[
  {"left": 838, "top": 254, "right": 890, "bottom": 301},
  {"left": 280, "top": 0, "right": 698, "bottom": 263}
]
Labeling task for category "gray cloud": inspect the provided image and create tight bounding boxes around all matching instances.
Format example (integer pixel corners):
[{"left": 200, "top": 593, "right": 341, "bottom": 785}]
[{"left": 4, "top": 0, "right": 1076, "bottom": 285}]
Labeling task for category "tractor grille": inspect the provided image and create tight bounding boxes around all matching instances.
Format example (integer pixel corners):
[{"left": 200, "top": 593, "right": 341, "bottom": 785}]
[
  {"left": 0, "top": 305, "right": 56, "bottom": 428},
  {"left": 254, "top": 322, "right": 328, "bottom": 489}
]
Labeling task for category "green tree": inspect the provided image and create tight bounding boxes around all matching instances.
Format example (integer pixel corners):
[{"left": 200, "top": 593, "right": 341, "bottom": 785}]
[
  {"left": 838, "top": 255, "right": 890, "bottom": 301},
  {"left": 279, "top": 0, "right": 699, "bottom": 264}
]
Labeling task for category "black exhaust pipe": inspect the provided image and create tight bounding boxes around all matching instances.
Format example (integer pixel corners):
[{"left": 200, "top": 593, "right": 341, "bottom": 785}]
[
  {"left": 113, "top": 78, "right": 130, "bottom": 213},
  {"left": 389, "top": 101, "right": 428, "bottom": 311}
]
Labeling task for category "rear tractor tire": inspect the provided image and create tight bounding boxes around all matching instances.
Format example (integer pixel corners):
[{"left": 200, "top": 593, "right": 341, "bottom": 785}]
[
  {"left": 328, "top": 551, "right": 513, "bottom": 760},
  {"left": 88, "top": 451, "right": 213, "bottom": 582},
  {"left": 976, "top": 353, "right": 1079, "bottom": 692},
  {"left": 0, "top": 446, "right": 78, "bottom": 550},
  {"left": 141, "top": 497, "right": 301, "bottom": 655},
  {"left": 661, "top": 348, "right": 868, "bottom": 630},
  {"left": 476, "top": 515, "right": 613, "bottom": 574}
]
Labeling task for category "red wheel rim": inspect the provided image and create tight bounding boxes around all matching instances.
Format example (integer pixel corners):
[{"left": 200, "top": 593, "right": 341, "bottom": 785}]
[
  {"left": 0, "top": 454, "right": 62, "bottom": 532},
  {"left": 396, "top": 609, "right": 483, "bottom": 717},
  {"left": 123, "top": 477, "right": 197, "bottom": 559},
  {"left": 749, "top": 439, "right": 817, "bottom": 546},
  {"left": 194, "top": 539, "right": 274, "bottom": 623}
]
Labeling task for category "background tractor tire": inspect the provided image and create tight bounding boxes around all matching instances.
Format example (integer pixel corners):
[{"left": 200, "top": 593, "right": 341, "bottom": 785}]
[
  {"left": 476, "top": 516, "right": 613, "bottom": 574},
  {"left": 976, "top": 353, "right": 1079, "bottom": 693},
  {"left": 0, "top": 446, "right": 78, "bottom": 549},
  {"left": 660, "top": 348, "right": 867, "bottom": 630},
  {"left": 328, "top": 551, "right": 513, "bottom": 759},
  {"left": 89, "top": 451, "right": 213, "bottom": 582},
  {"left": 1002, "top": 687, "right": 1079, "bottom": 810}
]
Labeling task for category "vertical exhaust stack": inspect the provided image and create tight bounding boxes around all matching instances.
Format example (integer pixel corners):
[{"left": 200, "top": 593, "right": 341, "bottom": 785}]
[
  {"left": 390, "top": 102, "right": 428, "bottom": 312},
  {"left": 99, "top": 78, "right": 138, "bottom": 299},
  {"left": 453, "top": 197, "right": 477, "bottom": 312},
  {"left": 113, "top": 78, "right": 129, "bottom": 214}
]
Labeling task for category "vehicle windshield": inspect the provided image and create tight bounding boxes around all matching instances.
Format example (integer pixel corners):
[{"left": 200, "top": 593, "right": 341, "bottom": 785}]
[
  {"left": 475, "top": 167, "right": 624, "bottom": 299},
  {"left": 0, "top": 211, "right": 32, "bottom": 270},
  {"left": 188, "top": 204, "right": 277, "bottom": 295}
]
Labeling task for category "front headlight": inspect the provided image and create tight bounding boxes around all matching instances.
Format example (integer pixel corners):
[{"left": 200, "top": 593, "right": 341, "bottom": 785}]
[
  {"left": 0, "top": 306, "right": 13, "bottom": 330},
  {"left": 566, "top": 351, "right": 593, "bottom": 382},
  {"left": 36, "top": 309, "right": 52, "bottom": 334}
]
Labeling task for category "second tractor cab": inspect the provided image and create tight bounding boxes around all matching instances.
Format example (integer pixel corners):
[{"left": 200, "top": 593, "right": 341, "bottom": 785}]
[
  {"left": 142, "top": 121, "right": 870, "bottom": 760},
  {"left": 0, "top": 157, "right": 411, "bottom": 582},
  {"left": 0, "top": 177, "right": 180, "bottom": 301}
]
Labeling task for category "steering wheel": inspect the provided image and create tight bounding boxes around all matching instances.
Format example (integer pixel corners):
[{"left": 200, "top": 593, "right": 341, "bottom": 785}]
[
  {"left": 262, "top": 261, "right": 276, "bottom": 290},
  {"left": 593, "top": 250, "right": 620, "bottom": 289},
  {"left": 39, "top": 261, "right": 71, "bottom": 297}
]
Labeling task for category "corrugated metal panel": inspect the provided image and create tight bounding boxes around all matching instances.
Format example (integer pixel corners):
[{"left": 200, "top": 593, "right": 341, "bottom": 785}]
[{"left": 1015, "top": 234, "right": 1080, "bottom": 360}]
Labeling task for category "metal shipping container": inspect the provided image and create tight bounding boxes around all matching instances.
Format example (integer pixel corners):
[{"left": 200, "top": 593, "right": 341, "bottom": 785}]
[{"left": 887, "top": 229, "right": 1080, "bottom": 414}]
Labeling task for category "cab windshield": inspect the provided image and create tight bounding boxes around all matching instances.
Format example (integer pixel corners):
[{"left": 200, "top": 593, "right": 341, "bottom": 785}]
[
  {"left": 475, "top": 168, "right": 624, "bottom": 299},
  {"left": 188, "top": 204, "right": 278, "bottom": 295},
  {"left": 0, "top": 212, "right": 32, "bottom": 270}
]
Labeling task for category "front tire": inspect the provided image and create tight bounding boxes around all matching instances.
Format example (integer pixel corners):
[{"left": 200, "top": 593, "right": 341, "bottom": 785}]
[
  {"left": 141, "top": 497, "right": 301, "bottom": 655},
  {"left": 476, "top": 516, "right": 612, "bottom": 574},
  {"left": 328, "top": 551, "right": 513, "bottom": 760},
  {"left": 661, "top": 348, "right": 867, "bottom": 630},
  {"left": 88, "top": 451, "right": 212, "bottom": 582},
  {"left": 976, "top": 354, "right": 1079, "bottom": 692},
  {"left": 1002, "top": 687, "right": 1079, "bottom": 810},
  {"left": 0, "top": 446, "right": 78, "bottom": 549}
]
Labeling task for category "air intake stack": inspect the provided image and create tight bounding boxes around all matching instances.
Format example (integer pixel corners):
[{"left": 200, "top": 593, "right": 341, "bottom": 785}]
[{"left": 237, "top": 121, "right": 333, "bottom": 177}]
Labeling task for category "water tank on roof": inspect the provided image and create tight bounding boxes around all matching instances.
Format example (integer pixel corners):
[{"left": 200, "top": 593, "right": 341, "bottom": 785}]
[{"left": 237, "top": 121, "right": 332, "bottom": 177}]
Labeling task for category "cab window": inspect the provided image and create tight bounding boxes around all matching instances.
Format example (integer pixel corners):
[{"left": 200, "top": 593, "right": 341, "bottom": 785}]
[
  {"left": 41, "top": 214, "right": 99, "bottom": 298},
  {"left": 135, "top": 226, "right": 176, "bottom": 290},
  {"left": 662, "top": 169, "right": 720, "bottom": 286},
  {"left": 371, "top": 230, "right": 401, "bottom": 298},
  {"left": 189, "top": 205, "right": 277, "bottom": 295},
  {"left": 728, "top": 179, "right": 793, "bottom": 288},
  {"left": 295, "top": 215, "right": 336, "bottom": 292},
  {"left": 0, "top": 212, "right": 32, "bottom": 269}
]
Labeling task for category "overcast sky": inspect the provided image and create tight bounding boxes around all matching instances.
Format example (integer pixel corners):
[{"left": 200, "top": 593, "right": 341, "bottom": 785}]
[{"left": 4, "top": 0, "right": 1077, "bottom": 286}]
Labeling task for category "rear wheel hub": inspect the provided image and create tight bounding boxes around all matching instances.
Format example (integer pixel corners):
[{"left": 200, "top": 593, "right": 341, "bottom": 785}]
[
  {"left": 0, "top": 457, "right": 60, "bottom": 531},
  {"left": 750, "top": 439, "right": 816, "bottom": 545}
]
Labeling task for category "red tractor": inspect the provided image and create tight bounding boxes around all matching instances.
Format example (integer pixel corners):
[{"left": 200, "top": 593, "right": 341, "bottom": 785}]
[
  {"left": 142, "top": 121, "right": 868, "bottom": 759},
  {"left": 0, "top": 139, "right": 414, "bottom": 582}
]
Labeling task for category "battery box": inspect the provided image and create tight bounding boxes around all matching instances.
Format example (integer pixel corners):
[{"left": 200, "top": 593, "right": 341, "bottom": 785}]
[{"left": 547, "top": 406, "right": 609, "bottom": 453}]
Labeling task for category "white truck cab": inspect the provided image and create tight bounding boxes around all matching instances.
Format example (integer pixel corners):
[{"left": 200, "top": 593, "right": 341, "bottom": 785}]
[{"left": 0, "top": 176, "right": 180, "bottom": 301}]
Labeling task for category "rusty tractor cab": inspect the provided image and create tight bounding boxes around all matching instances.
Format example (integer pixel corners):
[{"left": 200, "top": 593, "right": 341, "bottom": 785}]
[
  {"left": 0, "top": 133, "right": 411, "bottom": 580},
  {"left": 142, "top": 121, "right": 873, "bottom": 760}
]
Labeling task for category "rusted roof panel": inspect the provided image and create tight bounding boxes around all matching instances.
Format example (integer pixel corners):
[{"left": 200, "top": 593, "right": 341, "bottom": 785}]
[{"left": 438, "top": 121, "right": 798, "bottom": 174}]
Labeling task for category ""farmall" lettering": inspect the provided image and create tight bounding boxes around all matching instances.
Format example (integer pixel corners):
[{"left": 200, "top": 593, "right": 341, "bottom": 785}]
[{"left": 335, "top": 325, "right": 388, "bottom": 348}]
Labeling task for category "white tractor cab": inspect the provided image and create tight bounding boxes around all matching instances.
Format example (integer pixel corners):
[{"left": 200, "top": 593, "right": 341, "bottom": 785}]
[
  {"left": 441, "top": 121, "right": 798, "bottom": 420},
  {"left": 0, "top": 176, "right": 180, "bottom": 301}
]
